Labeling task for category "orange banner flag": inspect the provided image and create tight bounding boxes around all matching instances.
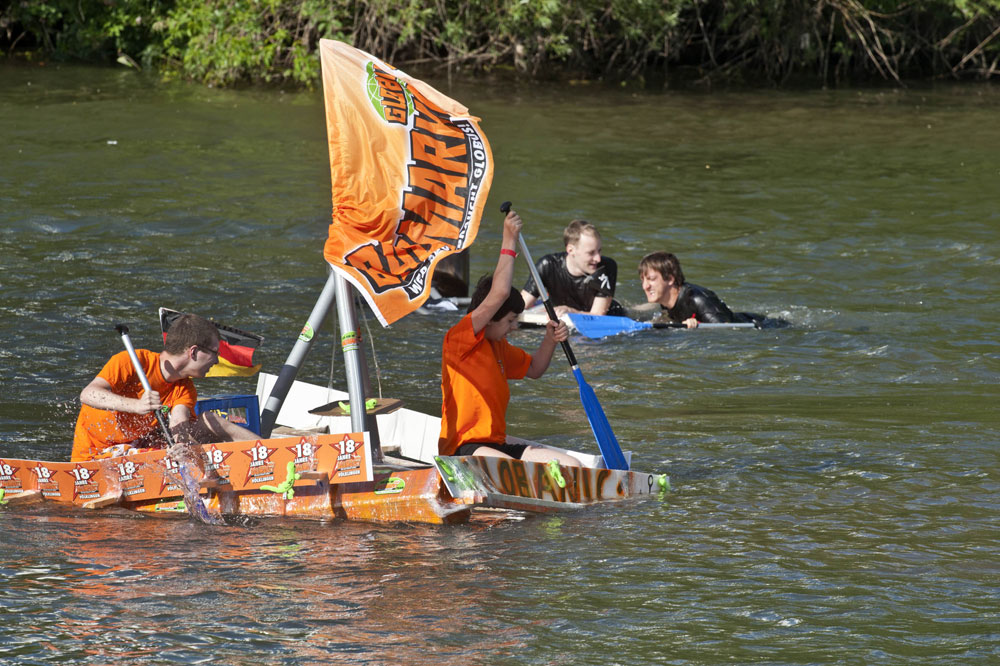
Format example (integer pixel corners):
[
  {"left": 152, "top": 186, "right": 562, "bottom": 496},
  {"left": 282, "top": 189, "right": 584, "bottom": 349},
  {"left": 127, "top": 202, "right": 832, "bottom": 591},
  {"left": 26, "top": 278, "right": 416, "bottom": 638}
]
[{"left": 319, "top": 39, "right": 493, "bottom": 326}]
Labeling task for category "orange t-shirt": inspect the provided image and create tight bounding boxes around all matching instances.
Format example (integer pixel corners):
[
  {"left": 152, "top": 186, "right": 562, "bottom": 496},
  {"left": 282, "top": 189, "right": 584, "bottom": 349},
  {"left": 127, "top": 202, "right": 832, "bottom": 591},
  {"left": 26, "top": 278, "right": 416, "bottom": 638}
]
[
  {"left": 438, "top": 314, "right": 532, "bottom": 456},
  {"left": 71, "top": 349, "right": 197, "bottom": 461}
]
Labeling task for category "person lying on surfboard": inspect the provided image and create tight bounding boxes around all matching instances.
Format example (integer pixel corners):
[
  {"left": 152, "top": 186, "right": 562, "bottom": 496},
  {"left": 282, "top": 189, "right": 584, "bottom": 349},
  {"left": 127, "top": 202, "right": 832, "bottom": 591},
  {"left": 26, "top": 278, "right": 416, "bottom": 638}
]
[
  {"left": 71, "top": 313, "right": 258, "bottom": 462},
  {"left": 520, "top": 219, "right": 626, "bottom": 317},
  {"left": 639, "top": 251, "right": 762, "bottom": 328},
  {"left": 438, "top": 209, "right": 580, "bottom": 467}
]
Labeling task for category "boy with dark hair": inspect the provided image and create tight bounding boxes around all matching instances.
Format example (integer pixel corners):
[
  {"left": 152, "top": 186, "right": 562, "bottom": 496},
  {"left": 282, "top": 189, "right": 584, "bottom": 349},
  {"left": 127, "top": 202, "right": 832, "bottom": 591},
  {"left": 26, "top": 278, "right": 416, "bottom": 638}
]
[
  {"left": 438, "top": 209, "right": 578, "bottom": 466},
  {"left": 639, "top": 251, "right": 756, "bottom": 327},
  {"left": 72, "top": 313, "right": 258, "bottom": 461}
]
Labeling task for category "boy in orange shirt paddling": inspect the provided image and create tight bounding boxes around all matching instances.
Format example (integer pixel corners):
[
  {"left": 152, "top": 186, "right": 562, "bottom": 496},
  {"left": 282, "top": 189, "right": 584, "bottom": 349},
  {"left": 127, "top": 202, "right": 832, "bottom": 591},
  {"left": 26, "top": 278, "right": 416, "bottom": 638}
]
[
  {"left": 72, "top": 313, "right": 258, "bottom": 461},
  {"left": 438, "top": 208, "right": 580, "bottom": 467}
]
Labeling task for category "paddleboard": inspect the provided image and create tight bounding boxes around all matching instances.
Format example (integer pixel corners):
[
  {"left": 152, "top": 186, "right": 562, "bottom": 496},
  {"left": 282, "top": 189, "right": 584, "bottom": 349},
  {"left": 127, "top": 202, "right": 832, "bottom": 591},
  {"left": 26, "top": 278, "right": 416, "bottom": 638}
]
[{"left": 516, "top": 308, "right": 577, "bottom": 331}]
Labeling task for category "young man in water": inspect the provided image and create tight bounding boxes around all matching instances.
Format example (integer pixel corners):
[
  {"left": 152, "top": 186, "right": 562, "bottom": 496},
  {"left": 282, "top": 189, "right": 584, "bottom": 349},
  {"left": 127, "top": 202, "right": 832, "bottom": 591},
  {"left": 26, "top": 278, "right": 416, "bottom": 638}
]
[
  {"left": 521, "top": 219, "right": 625, "bottom": 317},
  {"left": 438, "top": 208, "right": 579, "bottom": 466},
  {"left": 72, "top": 313, "right": 258, "bottom": 461},
  {"left": 639, "top": 251, "right": 758, "bottom": 327}
]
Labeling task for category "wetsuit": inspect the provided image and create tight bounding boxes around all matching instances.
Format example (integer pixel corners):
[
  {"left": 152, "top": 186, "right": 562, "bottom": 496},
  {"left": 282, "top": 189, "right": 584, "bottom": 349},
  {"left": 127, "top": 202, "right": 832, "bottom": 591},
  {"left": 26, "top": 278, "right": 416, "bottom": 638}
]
[
  {"left": 522, "top": 252, "right": 625, "bottom": 316},
  {"left": 661, "top": 283, "right": 757, "bottom": 324}
]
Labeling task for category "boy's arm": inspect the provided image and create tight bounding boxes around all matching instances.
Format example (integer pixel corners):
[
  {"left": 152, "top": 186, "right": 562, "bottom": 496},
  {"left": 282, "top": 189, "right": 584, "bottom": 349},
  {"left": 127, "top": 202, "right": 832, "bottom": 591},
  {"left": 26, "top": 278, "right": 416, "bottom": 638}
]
[
  {"left": 526, "top": 320, "right": 568, "bottom": 379},
  {"left": 169, "top": 404, "right": 194, "bottom": 428},
  {"left": 470, "top": 210, "right": 522, "bottom": 334},
  {"left": 588, "top": 295, "right": 612, "bottom": 316},
  {"left": 550, "top": 298, "right": 608, "bottom": 316},
  {"left": 81, "top": 376, "right": 161, "bottom": 414}
]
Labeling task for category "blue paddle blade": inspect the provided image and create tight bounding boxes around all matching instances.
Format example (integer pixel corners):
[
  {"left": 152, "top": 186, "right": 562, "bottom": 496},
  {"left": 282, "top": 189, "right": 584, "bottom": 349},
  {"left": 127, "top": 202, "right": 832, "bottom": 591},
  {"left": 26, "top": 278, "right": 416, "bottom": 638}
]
[
  {"left": 572, "top": 367, "right": 629, "bottom": 470},
  {"left": 567, "top": 314, "right": 652, "bottom": 339}
]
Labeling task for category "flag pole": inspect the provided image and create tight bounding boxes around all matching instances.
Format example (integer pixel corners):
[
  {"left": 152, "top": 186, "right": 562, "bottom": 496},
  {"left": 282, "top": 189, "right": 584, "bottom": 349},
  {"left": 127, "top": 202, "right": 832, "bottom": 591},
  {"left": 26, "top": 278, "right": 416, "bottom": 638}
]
[
  {"left": 334, "top": 272, "right": 385, "bottom": 463},
  {"left": 260, "top": 270, "right": 339, "bottom": 437},
  {"left": 260, "top": 268, "right": 385, "bottom": 464}
]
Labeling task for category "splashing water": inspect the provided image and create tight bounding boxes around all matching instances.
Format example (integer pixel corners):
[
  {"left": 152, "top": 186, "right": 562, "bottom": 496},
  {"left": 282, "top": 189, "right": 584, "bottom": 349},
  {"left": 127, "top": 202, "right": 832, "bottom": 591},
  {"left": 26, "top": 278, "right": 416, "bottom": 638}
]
[{"left": 161, "top": 442, "right": 225, "bottom": 526}]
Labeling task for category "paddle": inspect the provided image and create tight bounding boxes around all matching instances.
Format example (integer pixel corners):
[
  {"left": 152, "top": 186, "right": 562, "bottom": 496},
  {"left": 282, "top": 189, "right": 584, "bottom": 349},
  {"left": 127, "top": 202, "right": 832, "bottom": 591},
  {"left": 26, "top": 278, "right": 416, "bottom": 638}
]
[
  {"left": 501, "top": 202, "right": 628, "bottom": 471},
  {"left": 567, "top": 313, "right": 757, "bottom": 339},
  {"left": 115, "top": 324, "right": 216, "bottom": 524}
]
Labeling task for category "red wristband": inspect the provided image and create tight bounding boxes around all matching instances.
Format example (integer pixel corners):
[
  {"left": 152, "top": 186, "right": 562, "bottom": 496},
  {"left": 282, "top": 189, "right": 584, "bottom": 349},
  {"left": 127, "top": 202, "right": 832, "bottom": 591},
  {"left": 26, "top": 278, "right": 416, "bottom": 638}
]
[{"left": 500, "top": 249, "right": 517, "bottom": 257}]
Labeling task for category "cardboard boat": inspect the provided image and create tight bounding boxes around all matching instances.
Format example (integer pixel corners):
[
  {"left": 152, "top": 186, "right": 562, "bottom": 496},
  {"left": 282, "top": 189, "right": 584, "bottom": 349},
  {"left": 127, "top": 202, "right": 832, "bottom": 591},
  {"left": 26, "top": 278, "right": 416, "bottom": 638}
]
[
  {"left": 0, "top": 438, "right": 668, "bottom": 525},
  {"left": 0, "top": 375, "right": 668, "bottom": 524}
]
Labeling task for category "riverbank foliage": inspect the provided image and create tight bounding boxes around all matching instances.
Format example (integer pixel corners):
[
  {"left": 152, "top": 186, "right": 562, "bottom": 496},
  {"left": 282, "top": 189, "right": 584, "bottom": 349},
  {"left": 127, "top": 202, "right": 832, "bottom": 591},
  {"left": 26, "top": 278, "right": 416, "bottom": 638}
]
[{"left": 3, "top": 1, "right": 998, "bottom": 87}]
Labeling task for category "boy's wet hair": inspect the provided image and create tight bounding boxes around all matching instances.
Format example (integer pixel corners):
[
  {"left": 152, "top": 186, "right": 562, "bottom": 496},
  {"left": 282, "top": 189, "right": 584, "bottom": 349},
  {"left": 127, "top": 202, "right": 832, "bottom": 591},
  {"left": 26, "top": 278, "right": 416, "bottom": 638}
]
[
  {"left": 163, "top": 313, "right": 220, "bottom": 354},
  {"left": 563, "top": 219, "right": 600, "bottom": 247},
  {"left": 638, "top": 251, "right": 685, "bottom": 286},
  {"left": 468, "top": 274, "right": 525, "bottom": 321}
]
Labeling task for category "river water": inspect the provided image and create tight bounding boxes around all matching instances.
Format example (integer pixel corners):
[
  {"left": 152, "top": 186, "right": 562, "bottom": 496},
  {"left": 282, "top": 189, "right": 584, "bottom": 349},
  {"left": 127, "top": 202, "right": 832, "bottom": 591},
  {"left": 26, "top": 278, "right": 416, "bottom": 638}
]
[{"left": 1, "top": 63, "right": 998, "bottom": 664}]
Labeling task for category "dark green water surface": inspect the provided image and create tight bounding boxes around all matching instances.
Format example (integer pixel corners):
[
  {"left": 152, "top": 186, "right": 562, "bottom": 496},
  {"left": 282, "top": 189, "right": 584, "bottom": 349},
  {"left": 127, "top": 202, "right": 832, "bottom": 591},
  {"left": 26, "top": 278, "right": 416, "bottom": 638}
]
[{"left": 1, "top": 64, "right": 998, "bottom": 664}]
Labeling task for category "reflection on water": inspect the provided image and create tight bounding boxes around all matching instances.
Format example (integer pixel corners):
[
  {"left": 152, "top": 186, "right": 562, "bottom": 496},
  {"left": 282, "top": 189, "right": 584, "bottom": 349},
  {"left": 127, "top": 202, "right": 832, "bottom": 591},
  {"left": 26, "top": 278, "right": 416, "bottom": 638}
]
[
  {"left": 2, "top": 511, "right": 544, "bottom": 665},
  {"left": 1, "top": 64, "right": 998, "bottom": 664}
]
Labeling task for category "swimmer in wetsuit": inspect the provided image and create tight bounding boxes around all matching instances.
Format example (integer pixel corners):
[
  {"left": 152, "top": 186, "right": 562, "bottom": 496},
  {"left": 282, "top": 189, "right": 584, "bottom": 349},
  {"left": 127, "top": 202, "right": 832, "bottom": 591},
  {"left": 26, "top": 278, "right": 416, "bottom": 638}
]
[
  {"left": 520, "top": 220, "right": 625, "bottom": 317},
  {"left": 638, "top": 251, "right": 759, "bottom": 327}
]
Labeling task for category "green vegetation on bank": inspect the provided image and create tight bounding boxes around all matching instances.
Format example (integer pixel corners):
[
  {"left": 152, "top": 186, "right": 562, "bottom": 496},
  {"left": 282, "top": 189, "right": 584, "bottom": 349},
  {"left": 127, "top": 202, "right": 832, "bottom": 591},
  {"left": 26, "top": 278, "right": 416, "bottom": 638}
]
[{"left": 3, "top": 1, "right": 998, "bottom": 87}]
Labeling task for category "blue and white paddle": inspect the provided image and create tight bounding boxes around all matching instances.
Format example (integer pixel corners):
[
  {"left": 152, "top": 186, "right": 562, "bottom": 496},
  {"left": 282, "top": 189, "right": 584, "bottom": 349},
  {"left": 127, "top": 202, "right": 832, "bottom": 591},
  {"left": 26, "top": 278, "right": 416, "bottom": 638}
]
[
  {"left": 567, "top": 313, "right": 757, "bottom": 339},
  {"left": 501, "top": 202, "right": 628, "bottom": 471}
]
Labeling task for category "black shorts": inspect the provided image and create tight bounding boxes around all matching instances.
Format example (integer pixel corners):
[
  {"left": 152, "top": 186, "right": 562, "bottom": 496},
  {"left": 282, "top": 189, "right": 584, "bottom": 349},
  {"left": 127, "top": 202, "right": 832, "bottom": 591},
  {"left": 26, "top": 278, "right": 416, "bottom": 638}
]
[{"left": 454, "top": 442, "right": 529, "bottom": 459}]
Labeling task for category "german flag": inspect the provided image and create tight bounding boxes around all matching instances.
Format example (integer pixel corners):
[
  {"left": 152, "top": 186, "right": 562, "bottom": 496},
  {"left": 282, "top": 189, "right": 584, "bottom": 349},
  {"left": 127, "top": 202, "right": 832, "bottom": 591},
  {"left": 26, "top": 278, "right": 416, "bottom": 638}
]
[{"left": 159, "top": 308, "right": 263, "bottom": 377}]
